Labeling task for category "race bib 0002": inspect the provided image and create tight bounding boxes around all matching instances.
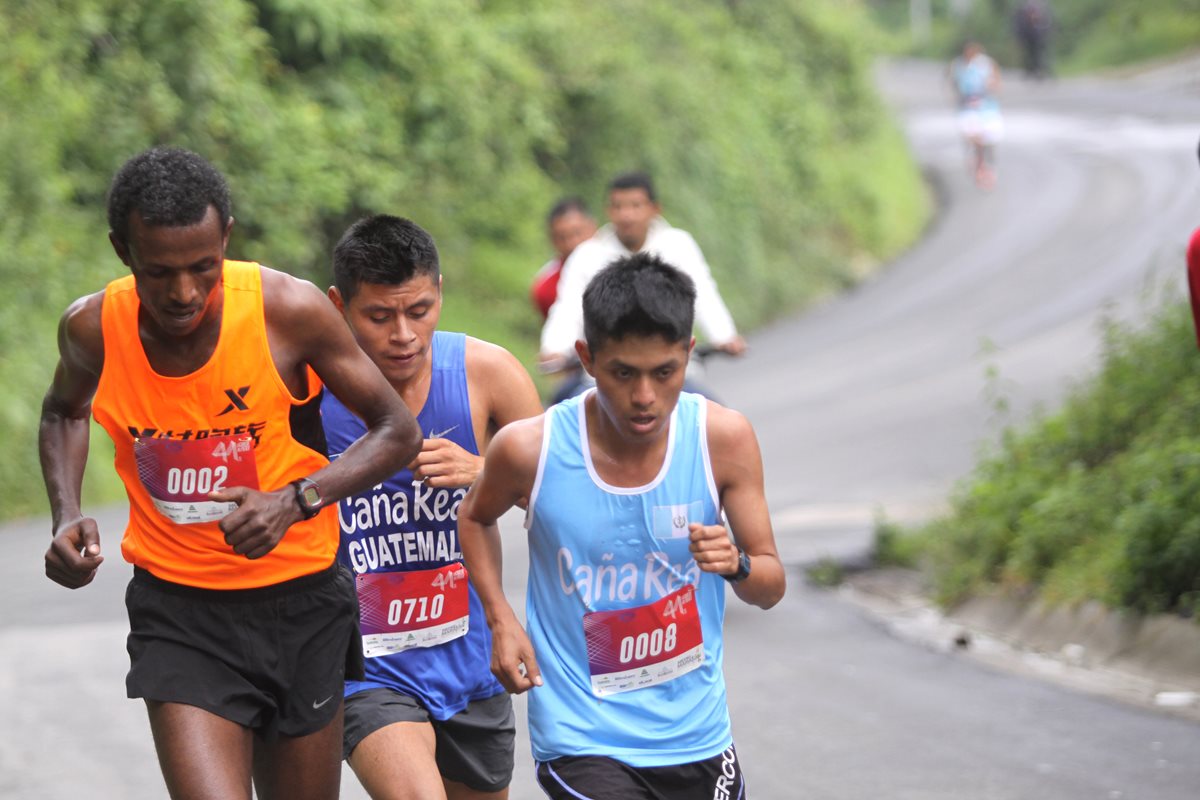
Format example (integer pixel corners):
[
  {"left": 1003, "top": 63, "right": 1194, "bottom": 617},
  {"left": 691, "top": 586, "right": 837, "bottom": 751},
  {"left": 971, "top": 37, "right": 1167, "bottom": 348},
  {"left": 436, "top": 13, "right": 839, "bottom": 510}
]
[
  {"left": 356, "top": 564, "right": 470, "bottom": 658},
  {"left": 582, "top": 584, "right": 705, "bottom": 696},
  {"left": 134, "top": 435, "right": 259, "bottom": 524}
]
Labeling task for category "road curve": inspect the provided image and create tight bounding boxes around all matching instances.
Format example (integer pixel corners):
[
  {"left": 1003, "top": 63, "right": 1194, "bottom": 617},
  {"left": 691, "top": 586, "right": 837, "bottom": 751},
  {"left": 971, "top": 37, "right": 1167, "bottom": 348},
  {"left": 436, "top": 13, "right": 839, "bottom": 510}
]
[{"left": 705, "top": 58, "right": 1200, "bottom": 799}]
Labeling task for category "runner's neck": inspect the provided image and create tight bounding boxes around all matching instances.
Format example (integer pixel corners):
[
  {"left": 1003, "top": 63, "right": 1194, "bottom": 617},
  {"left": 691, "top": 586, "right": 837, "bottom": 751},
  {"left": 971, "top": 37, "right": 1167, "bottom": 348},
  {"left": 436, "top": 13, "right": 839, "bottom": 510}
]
[
  {"left": 136, "top": 288, "right": 225, "bottom": 378},
  {"left": 583, "top": 393, "right": 672, "bottom": 488}
]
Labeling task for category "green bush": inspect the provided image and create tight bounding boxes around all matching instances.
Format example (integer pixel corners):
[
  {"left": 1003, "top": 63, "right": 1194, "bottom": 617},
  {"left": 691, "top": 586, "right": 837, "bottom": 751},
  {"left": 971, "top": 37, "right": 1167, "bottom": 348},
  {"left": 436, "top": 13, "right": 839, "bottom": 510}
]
[{"left": 902, "top": 300, "right": 1200, "bottom": 618}]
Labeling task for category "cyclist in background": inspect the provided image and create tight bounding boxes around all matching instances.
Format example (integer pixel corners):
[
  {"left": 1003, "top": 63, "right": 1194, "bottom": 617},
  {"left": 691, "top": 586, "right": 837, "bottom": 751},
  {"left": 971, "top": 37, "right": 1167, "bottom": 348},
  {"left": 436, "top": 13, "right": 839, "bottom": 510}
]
[{"left": 539, "top": 172, "right": 745, "bottom": 403}]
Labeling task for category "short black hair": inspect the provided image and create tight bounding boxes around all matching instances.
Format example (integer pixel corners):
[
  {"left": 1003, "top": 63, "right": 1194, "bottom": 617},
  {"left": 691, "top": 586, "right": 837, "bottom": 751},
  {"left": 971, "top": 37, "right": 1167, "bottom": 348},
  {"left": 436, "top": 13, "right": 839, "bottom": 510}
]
[
  {"left": 106, "top": 147, "right": 232, "bottom": 244},
  {"left": 332, "top": 214, "right": 440, "bottom": 302},
  {"left": 546, "top": 196, "right": 591, "bottom": 225},
  {"left": 583, "top": 252, "right": 694, "bottom": 352},
  {"left": 607, "top": 171, "right": 657, "bottom": 203}
]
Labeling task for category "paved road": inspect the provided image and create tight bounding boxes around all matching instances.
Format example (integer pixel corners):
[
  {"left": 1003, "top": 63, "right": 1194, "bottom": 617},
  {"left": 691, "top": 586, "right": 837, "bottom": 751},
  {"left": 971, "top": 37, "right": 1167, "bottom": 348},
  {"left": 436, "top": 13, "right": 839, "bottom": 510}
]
[{"left": 4, "top": 59, "right": 1200, "bottom": 798}]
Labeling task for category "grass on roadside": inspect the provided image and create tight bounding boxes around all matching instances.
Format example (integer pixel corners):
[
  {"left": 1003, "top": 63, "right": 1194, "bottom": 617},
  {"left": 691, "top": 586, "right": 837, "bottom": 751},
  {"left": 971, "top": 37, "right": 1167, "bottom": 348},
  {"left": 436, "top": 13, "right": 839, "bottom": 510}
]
[{"left": 872, "top": 297, "right": 1200, "bottom": 621}]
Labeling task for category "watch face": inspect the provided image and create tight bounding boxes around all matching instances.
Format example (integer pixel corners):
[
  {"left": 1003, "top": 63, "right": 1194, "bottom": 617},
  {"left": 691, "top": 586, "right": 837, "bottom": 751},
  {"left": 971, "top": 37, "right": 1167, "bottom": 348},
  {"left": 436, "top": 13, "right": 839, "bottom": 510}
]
[{"left": 301, "top": 485, "right": 322, "bottom": 508}]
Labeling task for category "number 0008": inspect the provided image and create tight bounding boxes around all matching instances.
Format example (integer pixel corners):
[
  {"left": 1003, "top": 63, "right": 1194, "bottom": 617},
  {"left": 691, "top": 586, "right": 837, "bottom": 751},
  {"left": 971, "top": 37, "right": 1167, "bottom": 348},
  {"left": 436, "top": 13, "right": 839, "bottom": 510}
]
[{"left": 618, "top": 623, "right": 678, "bottom": 664}]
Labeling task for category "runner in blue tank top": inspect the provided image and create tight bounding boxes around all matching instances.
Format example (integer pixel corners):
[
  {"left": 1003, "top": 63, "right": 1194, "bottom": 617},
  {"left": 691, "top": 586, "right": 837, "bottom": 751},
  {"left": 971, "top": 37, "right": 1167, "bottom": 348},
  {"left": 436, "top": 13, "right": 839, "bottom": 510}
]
[
  {"left": 460, "top": 253, "right": 786, "bottom": 800},
  {"left": 323, "top": 215, "right": 542, "bottom": 800}
]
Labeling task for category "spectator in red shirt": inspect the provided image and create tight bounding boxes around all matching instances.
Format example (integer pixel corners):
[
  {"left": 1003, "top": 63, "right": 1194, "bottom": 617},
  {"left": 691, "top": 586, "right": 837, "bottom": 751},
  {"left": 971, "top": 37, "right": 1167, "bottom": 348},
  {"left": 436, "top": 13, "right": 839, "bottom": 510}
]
[{"left": 531, "top": 198, "right": 597, "bottom": 320}]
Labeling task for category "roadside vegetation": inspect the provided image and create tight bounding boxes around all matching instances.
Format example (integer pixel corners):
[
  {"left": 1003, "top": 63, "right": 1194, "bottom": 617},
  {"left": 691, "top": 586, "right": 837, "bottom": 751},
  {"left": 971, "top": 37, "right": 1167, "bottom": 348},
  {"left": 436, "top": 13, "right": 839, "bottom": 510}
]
[
  {"left": 0, "top": 0, "right": 928, "bottom": 518},
  {"left": 877, "top": 298, "right": 1200, "bottom": 620},
  {"left": 868, "top": 0, "right": 1200, "bottom": 74}
]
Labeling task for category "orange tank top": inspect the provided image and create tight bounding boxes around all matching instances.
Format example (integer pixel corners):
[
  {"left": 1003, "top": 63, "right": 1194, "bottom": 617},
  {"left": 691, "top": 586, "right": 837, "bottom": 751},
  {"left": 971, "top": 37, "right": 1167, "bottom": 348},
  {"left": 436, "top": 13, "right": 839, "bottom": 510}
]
[{"left": 92, "top": 260, "right": 336, "bottom": 589}]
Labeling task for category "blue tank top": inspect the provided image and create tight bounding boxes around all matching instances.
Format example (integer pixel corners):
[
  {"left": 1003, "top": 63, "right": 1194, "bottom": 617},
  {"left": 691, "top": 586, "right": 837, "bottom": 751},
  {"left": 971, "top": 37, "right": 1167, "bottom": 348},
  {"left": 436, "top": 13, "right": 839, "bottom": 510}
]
[
  {"left": 954, "top": 54, "right": 998, "bottom": 109},
  {"left": 322, "top": 331, "right": 503, "bottom": 718},
  {"left": 524, "top": 390, "right": 732, "bottom": 767}
]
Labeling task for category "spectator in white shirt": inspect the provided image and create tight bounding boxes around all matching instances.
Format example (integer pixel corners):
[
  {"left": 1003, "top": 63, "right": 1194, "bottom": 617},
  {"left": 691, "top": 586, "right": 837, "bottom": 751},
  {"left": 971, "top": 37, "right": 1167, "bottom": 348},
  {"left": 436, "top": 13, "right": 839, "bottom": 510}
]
[{"left": 538, "top": 171, "right": 746, "bottom": 370}]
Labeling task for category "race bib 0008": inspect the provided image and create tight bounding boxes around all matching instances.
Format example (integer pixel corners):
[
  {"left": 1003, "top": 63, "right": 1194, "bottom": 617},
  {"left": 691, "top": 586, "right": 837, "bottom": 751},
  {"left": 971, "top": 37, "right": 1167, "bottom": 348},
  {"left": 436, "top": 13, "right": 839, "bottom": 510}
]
[
  {"left": 356, "top": 564, "right": 470, "bottom": 658},
  {"left": 582, "top": 584, "right": 705, "bottom": 696},
  {"left": 134, "top": 435, "right": 259, "bottom": 524}
]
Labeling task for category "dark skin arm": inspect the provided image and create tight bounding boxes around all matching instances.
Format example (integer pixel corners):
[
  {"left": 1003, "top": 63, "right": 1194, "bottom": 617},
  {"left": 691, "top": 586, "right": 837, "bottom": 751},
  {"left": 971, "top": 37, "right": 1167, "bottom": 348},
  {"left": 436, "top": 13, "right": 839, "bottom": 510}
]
[
  {"left": 458, "top": 417, "right": 544, "bottom": 693},
  {"left": 40, "top": 293, "right": 106, "bottom": 588},
  {"left": 211, "top": 270, "right": 422, "bottom": 559}
]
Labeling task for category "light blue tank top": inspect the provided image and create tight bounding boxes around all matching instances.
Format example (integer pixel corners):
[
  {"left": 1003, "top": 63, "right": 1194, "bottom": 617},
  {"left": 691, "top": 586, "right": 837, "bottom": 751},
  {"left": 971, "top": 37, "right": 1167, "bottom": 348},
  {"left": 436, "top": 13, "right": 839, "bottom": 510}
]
[
  {"left": 525, "top": 390, "right": 732, "bottom": 767},
  {"left": 954, "top": 54, "right": 999, "bottom": 110},
  {"left": 322, "top": 331, "right": 503, "bottom": 719}
]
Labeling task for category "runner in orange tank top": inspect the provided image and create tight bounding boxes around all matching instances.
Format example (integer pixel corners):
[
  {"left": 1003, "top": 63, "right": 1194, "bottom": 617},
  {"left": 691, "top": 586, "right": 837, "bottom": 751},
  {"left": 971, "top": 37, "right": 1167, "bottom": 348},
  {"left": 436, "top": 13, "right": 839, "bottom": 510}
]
[{"left": 39, "top": 147, "right": 422, "bottom": 800}]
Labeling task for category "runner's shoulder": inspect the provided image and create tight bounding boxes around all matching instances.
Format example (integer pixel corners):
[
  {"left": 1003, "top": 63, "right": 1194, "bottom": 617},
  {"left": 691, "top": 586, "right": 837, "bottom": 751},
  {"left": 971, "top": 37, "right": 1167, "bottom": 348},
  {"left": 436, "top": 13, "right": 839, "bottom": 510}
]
[
  {"left": 464, "top": 335, "right": 530, "bottom": 383},
  {"left": 258, "top": 265, "right": 339, "bottom": 332},
  {"left": 703, "top": 400, "right": 758, "bottom": 458},
  {"left": 59, "top": 291, "right": 105, "bottom": 373},
  {"left": 487, "top": 414, "right": 546, "bottom": 470}
]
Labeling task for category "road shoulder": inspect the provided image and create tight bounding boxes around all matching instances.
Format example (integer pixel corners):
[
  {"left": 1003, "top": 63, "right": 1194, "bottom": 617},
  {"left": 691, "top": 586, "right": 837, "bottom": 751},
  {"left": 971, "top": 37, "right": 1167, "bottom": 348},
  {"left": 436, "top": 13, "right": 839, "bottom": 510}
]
[{"left": 840, "top": 566, "right": 1200, "bottom": 722}]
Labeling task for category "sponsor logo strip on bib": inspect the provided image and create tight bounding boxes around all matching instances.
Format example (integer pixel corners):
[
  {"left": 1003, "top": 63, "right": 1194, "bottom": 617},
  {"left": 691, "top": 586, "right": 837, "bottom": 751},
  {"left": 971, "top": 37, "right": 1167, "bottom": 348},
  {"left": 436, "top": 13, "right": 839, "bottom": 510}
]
[
  {"left": 134, "top": 435, "right": 259, "bottom": 524},
  {"left": 582, "top": 584, "right": 704, "bottom": 696},
  {"left": 356, "top": 564, "right": 470, "bottom": 657}
]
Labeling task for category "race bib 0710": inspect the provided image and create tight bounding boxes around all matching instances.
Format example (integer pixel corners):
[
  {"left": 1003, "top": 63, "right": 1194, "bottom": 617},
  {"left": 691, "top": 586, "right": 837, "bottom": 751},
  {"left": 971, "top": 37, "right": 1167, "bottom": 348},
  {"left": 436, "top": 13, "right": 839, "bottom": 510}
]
[
  {"left": 581, "top": 584, "right": 705, "bottom": 696},
  {"left": 134, "top": 435, "right": 259, "bottom": 524},
  {"left": 356, "top": 564, "right": 471, "bottom": 658}
]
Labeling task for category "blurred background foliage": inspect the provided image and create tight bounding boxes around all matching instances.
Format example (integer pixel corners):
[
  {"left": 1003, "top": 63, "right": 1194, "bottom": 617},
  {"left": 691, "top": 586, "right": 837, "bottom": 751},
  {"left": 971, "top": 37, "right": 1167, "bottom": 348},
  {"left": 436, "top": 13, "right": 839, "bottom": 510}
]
[
  {"left": 867, "top": 0, "right": 1200, "bottom": 73},
  {"left": 1, "top": 0, "right": 929, "bottom": 517}
]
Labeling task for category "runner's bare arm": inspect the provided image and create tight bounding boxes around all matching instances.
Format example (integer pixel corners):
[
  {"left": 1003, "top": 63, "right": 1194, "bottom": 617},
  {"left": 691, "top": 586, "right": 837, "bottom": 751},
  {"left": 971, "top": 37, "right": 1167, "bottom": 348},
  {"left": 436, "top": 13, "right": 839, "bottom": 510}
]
[
  {"left": 411, "top": 338, "right": 542, "bottom": 488},
  {"left": 688, "top": 402, "right": 785, "bottom": 609},
  {"left": 39, "top": 294, "right": 106, "bottom": 588},
  {"left": 212, "top": 272, "right": 422, "bottom": 559},
  {"left": 458, "top": 417, "right": 544, "bottom": 693}
]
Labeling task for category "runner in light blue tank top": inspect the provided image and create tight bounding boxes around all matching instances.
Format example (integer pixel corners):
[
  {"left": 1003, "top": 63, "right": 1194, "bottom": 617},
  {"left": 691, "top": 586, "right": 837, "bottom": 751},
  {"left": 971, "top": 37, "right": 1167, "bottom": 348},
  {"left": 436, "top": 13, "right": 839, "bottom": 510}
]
[
  {"left": 525, "top": 389, "right": 731, "bottom": 765},
  {"left": 458, "top": 252, "right": 786, "bottom": 799}
]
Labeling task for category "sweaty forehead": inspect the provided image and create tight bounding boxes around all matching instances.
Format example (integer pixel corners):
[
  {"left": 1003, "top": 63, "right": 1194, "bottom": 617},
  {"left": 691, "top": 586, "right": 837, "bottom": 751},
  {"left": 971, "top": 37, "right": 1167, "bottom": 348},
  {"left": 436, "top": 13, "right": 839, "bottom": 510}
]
[
  {"left": 595, "top": 334, "right": 688, "bottom": 362},
  {"left": 350, "top": 275, "right": 440, "bottom": 307},
  {"left": 126, "top": 206, "right": 227, "bottom": 264}
]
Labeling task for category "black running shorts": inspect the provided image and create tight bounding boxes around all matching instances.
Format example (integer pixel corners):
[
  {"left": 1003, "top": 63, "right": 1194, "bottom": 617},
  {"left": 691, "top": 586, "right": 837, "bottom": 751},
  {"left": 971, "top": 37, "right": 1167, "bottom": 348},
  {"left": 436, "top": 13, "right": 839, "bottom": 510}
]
[
  {"left": 125, "top": 563, "right": 363, "bottom": 741},
  {"left": 343, "top": 687, "right": 515, "bottom": 792},
  {"left": 536, "top": 745, "right": 746, "bottom": 800}
]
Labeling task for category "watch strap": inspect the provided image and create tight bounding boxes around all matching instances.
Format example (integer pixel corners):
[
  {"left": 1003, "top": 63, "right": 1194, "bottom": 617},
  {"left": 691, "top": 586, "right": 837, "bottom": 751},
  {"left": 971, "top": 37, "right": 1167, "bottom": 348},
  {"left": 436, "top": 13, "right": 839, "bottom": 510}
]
[{"left": 722, "top": 547, "right": 751, "bottom": 583}]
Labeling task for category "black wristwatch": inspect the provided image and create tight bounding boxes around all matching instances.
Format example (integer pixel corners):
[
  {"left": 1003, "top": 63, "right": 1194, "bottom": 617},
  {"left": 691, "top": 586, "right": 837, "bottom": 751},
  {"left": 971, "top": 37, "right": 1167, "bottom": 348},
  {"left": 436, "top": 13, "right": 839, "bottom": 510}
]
[
  {"left": 291, "top": 478, "right": 324, "bottom": 520},
  {"left": 722, "top": 548, "right": 751, "bottom": 583}
]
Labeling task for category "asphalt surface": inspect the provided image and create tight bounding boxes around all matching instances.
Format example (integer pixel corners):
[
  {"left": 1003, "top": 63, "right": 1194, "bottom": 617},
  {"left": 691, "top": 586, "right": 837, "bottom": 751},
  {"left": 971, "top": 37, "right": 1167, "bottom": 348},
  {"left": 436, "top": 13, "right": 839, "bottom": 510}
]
[{"left": 4, "top": 58, "right": 1200, "bottom": 798}]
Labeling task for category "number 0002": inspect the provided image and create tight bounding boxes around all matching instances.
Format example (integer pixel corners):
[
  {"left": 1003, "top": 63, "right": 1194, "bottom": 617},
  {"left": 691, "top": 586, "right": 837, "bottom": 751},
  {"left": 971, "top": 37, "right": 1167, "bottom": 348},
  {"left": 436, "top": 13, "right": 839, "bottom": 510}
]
[{"left": 165, "top": 466, "right": 228, "bottom": 495}]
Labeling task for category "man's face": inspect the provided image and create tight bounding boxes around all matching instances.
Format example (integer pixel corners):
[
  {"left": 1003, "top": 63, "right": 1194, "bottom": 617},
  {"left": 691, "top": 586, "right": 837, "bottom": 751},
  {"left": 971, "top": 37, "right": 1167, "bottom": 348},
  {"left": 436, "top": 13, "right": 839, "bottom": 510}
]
[
  {"left": 579, "top": 333, "right": 693, "bottom": 441},
  {"left": 112, "top": 205, "right": 231, "bottom": 338},
  {"left": 606, "top": 188, "right": 659, "bottom": 252},
  {"left": 549, "top": 210, "right": 597, "bottom": 261},
  {"left": 331, "top": 274, "right": 442, "bottom": 389}
]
